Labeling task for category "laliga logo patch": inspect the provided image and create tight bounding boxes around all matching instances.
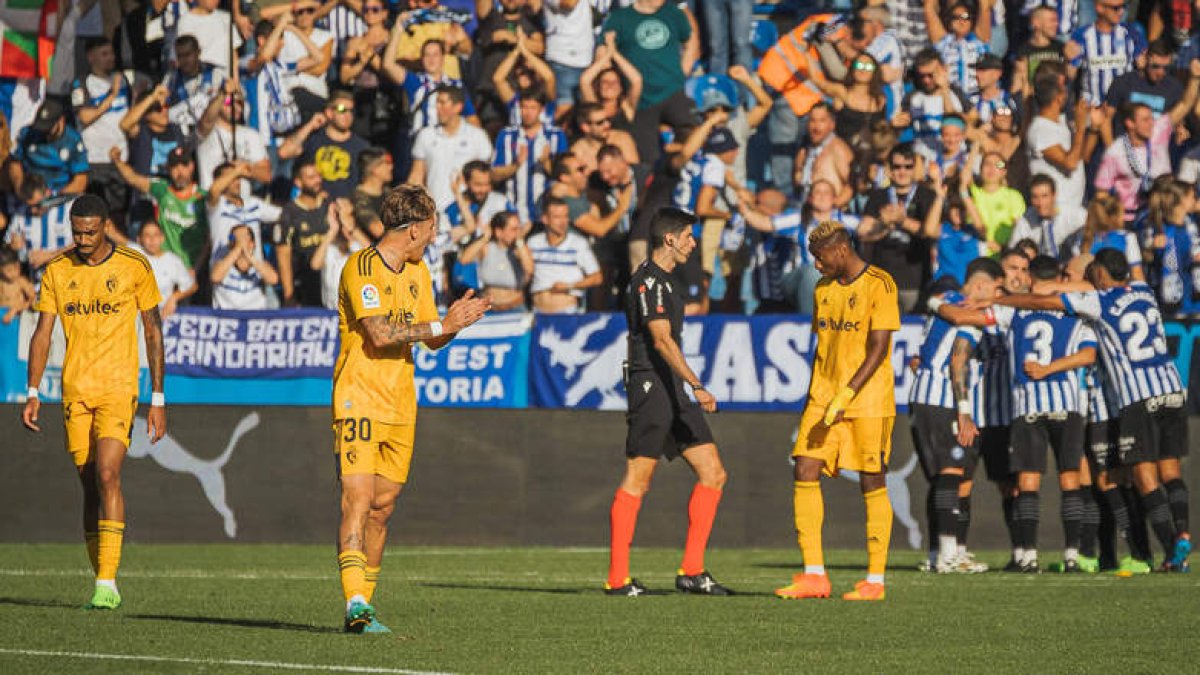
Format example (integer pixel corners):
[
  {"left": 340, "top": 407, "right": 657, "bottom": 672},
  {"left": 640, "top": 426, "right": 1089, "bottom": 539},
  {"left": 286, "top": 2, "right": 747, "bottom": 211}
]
[{"left": 361, "top": 284, "right": 381, "bottom": 309}]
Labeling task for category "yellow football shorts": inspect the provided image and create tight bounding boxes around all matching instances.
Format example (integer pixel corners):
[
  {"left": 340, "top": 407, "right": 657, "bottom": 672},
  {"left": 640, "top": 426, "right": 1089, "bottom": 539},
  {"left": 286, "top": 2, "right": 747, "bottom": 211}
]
[
  {"left": 793, "top": 405, "right": 894, "bottom": 477},
  {"left": 63, "top": 394, "right": 138, "bottom": 466},
  {"left": 333, "top": 417, "right": 415, "bottom": 484}
]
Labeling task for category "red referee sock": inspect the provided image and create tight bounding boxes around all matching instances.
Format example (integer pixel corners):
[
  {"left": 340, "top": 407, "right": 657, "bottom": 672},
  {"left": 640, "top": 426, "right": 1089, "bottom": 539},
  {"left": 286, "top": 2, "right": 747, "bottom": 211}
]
[
  {"left": 680, "top": 484, "right": 723, "bottom": 576},
  {"left": 608, "top": 489, "right": 642, "bottom": 588}
]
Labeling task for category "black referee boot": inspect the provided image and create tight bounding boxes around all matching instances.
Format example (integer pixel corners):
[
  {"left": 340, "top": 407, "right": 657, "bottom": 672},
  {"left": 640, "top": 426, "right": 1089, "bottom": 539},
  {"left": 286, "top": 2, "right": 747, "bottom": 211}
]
[
  {"left": 675, "top": 570, "right": 733, "bottom": 596},
  {"left": 605, "top": 578, "right": 648, "bottom": 596}
]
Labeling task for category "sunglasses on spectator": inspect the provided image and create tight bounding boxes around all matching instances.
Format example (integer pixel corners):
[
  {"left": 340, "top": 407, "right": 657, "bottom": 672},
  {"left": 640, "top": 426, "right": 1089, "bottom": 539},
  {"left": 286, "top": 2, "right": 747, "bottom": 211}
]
[
  {"left": 953, "top": 12, "right": 971, "bottom": 20},
  {"left": 891, "top": 162, "right": 914, "bottom": 170},
  {"left": 994, "top": 107, "right": 1013, "bottom": 116},
  {"left": 853, "top": 61, "right": 876, "bottom": 72},
  {"left": 1147, "top": 62, "right": 1169, "bottom": 70},
  {"left": 364, "top": 5, "right": 386, "bottom": 13},
  {"left": 917, "top": 70, "right": 937, "bottom": 79},
  {"left": 296, "top": 6, "right": 316, "bottom": 15},
  {"left": 992, "top": 160, "right": 1007, "bottom": 169},
  {"left": 334, "top": 103, "right": 355, "bottom": 113}
]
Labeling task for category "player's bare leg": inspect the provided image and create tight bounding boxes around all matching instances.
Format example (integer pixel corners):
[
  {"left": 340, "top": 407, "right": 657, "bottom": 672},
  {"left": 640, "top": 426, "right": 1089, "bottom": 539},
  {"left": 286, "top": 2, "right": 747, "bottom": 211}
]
[
  {"left": 77, "top": 464, "right": 101, "bottom": 575},
  {"left": 777, "top": 457, "right": 832, "bottom": 599},
  {"left": 676, "top": 443, "right": 731, "bottom": 595},
  {"left": 338, "top": 473, "right": 377, "bottom": 632},
  {"left": 87, "top": 438, "right": 128, "bottom": 609},
  {"left": 1155, "top": 457, "right": 1191, "bottom": 571},
  {"left": 606, "top": 457, "right": 657, "bottom": 595},
  {"left": 363, "top": 476, "right": 402, "bottom": 604}
]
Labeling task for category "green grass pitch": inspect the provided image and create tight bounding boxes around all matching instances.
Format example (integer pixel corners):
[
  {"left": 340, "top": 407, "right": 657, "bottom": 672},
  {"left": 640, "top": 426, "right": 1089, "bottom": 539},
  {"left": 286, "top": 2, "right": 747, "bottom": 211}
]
[{"left": 0, "top": 544, "right": 1196, "bottom": 673}]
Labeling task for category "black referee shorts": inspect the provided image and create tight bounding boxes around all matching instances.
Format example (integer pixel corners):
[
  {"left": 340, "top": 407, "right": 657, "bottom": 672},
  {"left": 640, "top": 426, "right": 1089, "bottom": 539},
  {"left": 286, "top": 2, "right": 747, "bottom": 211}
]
[
  {"left": 1117, "top": 393, "right": 1190, "bottom": 466},
  {"left": 1010, "top": 412, "right": 1085, "bottom": 475},
  {"left": 909, "top": 403, "right": 975, "bottom": 480},
  {"left": 625, "top": 369, "right": 714, "bottom": 461}
]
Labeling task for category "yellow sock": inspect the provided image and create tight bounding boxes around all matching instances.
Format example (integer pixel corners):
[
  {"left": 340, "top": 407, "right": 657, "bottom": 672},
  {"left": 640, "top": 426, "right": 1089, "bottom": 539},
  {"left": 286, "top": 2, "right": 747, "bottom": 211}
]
[
  {"left": 96, "top": 520, "right": 124, "bottom": 581},
  {"left": 338, "top": 551, "right": 369, "bottom": 603},
  {"left": 793, "top": 480, "right": 825, "bottom": 570},
  {"left": 864, "top": 487, "right": 893, "bottom": 577},
  {"left": 364, "top": 565, "right": 381, "bottom": 603},
  {"left": 85, "top": 530, "right": 99, "bottom": 575}
]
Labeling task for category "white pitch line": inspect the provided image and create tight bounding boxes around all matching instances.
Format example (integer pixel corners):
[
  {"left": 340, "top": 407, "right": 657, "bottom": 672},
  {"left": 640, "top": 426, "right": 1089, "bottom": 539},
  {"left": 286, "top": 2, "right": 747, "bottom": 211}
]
[{"left": 0, "top": 648, "right": 454, "bottom": 675}]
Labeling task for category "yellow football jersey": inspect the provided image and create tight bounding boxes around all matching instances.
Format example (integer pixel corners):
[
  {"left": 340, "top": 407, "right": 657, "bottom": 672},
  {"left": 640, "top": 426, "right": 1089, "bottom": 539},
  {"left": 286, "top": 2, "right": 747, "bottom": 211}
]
[
  {"left": 333, "top": 247, "right": 438, "bottom": 425},
  {"left": 808, "top": 265, "right": 900, "bottom": 418},
  {"left": 35, "top": 247, "right": 161, "bottom": 402}
]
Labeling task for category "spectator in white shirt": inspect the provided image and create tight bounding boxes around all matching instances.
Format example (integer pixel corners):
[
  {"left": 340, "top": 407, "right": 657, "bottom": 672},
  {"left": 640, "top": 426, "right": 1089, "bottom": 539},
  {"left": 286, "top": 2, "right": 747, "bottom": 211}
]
[
  {"left": 210, "top": 224, "right": 279, "bottom": 310},
  {"left": 195, "top": 80, "right": 272, "bottom": 189},
  {"left": 130, "top": 221, "right": 197, "bottom": 317},
  {"left": 407, "top": 85, "right": 494, "bottom": 212},
  {"left": 528, "top": 195, "right": 601, "bottom": 313},
  {"left": 278, "top": 1, "right": 335, "bottom": 114},
  {"left": 542, "top": 0, "right": 594, "bottom": 115},
  {"left": 176, "top": 0, "right": 243, "bottom": 76},
  {"left": 310, "top": 198, "right": 371, "bottom": 310}
]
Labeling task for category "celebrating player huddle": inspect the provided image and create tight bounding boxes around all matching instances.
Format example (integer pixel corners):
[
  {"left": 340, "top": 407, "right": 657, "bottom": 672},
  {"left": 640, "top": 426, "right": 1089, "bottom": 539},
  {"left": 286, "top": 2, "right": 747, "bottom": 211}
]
[{"left": 921, "top": 248, "right": 1191, "bottom": 575}]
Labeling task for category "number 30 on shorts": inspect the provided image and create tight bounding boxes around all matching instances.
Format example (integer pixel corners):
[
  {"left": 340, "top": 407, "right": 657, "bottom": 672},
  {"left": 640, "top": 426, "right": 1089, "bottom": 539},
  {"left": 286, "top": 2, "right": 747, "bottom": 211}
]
[{"left": 339, "top": 417, "right": 373, "bottom": 442}]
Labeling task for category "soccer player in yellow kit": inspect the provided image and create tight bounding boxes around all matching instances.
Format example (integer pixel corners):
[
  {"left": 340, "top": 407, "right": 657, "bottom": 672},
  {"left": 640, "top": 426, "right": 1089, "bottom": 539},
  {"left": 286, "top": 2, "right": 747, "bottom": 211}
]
[
  {"left": 776, "top": 221, "right": 899, "bottom": 601},
  {"left": 333, "top": 184, "right": 490, "bottom": 633},
  {"left": 21, "top": 195, "right": 167, "bottom": 610}
]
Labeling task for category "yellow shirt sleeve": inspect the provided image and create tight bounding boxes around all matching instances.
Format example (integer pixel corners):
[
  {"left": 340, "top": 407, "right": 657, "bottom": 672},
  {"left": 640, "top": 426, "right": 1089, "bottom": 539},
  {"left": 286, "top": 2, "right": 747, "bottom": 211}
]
[
  {"left": 34, "top": 263, "right": 58, "bottom": 314},
  {"left": 135, "top": 255, "right": 163, "bottom": 311},
  {"left": 869, "top": 271, "right": 901, "bottom": 333},
  {"left": 341, "top": 251, "right": 390, "bottom": 321}
]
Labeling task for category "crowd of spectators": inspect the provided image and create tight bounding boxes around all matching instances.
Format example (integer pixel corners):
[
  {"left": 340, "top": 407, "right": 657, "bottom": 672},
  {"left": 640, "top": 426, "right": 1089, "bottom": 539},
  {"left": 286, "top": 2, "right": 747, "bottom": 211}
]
[{"left": 3, "top": 0, "right": 1200, "bottom": 319}]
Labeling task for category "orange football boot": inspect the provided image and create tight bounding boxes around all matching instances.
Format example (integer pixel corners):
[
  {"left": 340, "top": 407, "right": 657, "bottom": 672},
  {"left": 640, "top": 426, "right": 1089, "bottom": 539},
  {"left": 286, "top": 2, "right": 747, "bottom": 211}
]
[
  {"left": 842, "top": 580, "right": 886, "bottom": 601},
  {"left": 775, "top": 573, "right": 832, "bottom": 599}
]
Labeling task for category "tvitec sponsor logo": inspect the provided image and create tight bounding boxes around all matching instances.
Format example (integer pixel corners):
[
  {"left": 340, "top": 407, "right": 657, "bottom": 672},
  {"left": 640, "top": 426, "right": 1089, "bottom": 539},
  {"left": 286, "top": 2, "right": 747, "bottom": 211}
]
[{"left": 63, "top": 299, "right": 123, "bottom": 317}]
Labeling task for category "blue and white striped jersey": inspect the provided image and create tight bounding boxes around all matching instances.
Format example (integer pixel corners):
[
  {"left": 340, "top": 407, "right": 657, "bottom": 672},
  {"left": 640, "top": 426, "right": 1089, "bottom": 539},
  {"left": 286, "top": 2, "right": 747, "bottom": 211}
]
[
  {"left": 970, "top": 88, "right": 1017, "bottom": 125},
  {"left": 1083, "top": 365, "right": 1119, "bottom": 422},
  {"left": 996, "top": 306, "right": 1096, "bottom": 416},
  {"left": 402, "top": 72, "right": 477, "bottom": 136},
  {"left": 910, "top": 291, "right": 967, "bottom": 409},
  {"left": 1061, "top": 282, "right": 1185, "bottom": 408},
  {"left": 749, "top": 209, "right": 858, "bottom": 303},
  {"left": 672, "top": 153, "right": 725, "bottom": 214},
  {"left": 493, "top": 123, "right": 569, "bottom": 226},
  {"left": 1069, "top": 22, "right": 1147, "bottom": 105},
  {"left": 959, "top": 323, "right": 1013, "bottom": 427},
  {"left": 934, "top": 34, "right": 989, "bottom": 96},
  {"left": 4, "top": 196, "right": 74, "bottom": 284}
]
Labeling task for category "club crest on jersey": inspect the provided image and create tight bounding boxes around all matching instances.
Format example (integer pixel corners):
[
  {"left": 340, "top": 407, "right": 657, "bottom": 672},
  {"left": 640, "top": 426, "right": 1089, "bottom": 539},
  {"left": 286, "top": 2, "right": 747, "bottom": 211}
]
[
  {"left": 409, "top": 282, "right": 419, "bottom": 299},
  {"left": 361, "top": 284, "right": 381, "bottom": 309},
  {"left": 106, "top": 276, "right": 118, "bottom": 293},
  {"left": 848, "top": 293, "right": 857, "bottom": 309}
]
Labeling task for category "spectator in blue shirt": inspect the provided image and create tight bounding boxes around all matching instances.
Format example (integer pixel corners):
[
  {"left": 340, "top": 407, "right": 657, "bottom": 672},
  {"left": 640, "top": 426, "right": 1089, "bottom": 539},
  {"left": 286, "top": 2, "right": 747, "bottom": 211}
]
[{"left": 8, "top": 98, "right": 90, "bottom": 196}]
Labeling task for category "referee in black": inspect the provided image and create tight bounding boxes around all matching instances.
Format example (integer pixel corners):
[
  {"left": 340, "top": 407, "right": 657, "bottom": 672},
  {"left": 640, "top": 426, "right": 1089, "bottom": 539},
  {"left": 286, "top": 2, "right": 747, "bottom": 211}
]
[{"left": 605, "top": 207, "right": 732, "bottom": 597}]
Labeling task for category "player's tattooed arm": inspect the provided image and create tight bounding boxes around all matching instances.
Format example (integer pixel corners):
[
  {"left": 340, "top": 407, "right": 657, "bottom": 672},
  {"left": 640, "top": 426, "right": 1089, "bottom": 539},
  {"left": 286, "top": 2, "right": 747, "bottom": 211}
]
[
  {"left": 950, "top": 336, "right": 973, "bottom": 406},
  {"left": 950, "top": 335, "right": 979, "bottom": 447},
  {"left": 360, "top": 315, "right": 441, "bottom": 348},
  {"left": 142, "top": 306, "right": 166, "bottom": 395}
]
